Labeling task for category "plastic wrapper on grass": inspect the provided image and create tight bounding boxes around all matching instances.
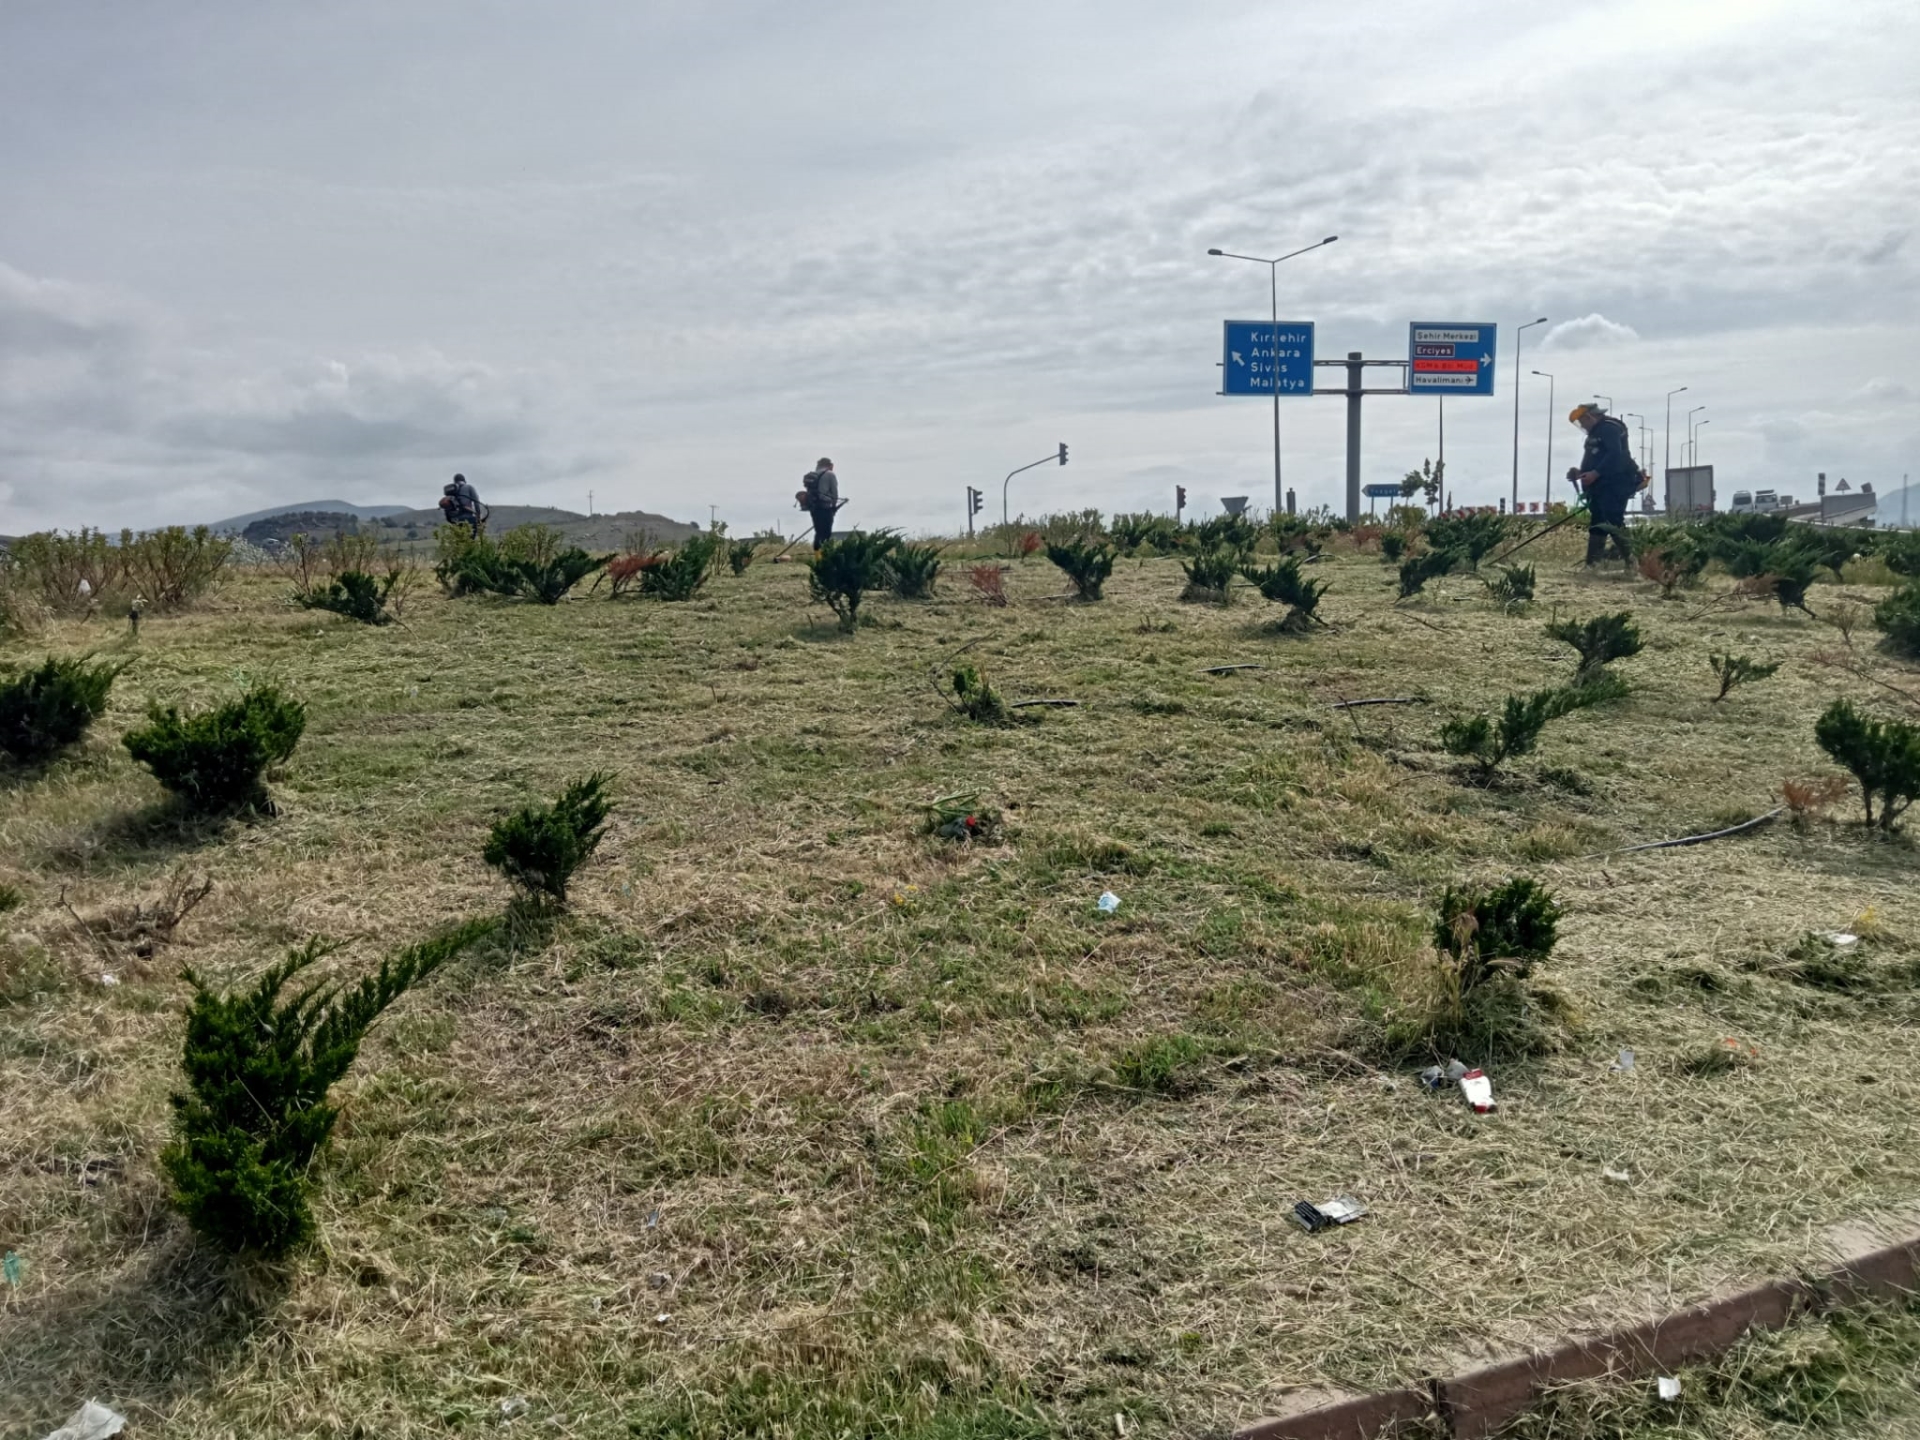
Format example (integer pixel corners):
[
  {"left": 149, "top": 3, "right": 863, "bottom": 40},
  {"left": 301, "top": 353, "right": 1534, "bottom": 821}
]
[
  {"left": 483, "top": 773, "right": 615, "bottom": 903},
  {"left": 122, "top": 683, "right": 306, "bottom": 815}
]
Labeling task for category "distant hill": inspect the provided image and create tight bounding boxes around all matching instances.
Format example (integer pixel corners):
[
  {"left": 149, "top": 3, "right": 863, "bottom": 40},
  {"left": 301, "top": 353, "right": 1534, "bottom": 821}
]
[
  {"left": 208, "top": 499, "right": 411, "bottom": 532},
  {"left": 241, "top": 510, "right": 368, "bottom": 545},
  {"left": 1875, "top": 484, "right": 1919, "bottom": 529},
  {"left": 369, "top": 505, "right": 702, "bottom": 549}
]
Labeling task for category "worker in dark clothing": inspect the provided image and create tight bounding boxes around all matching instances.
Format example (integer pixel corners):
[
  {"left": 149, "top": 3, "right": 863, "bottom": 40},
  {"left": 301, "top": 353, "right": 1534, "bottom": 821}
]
[
  {"left": 439, "top": 473, "right": 483, "bottom": 535},
  {"left": 795, "top": 458, "right": 842, "bottom": 547},
  {"left": 1567, "top": 406, "right": 1640, "bottom": 567}
]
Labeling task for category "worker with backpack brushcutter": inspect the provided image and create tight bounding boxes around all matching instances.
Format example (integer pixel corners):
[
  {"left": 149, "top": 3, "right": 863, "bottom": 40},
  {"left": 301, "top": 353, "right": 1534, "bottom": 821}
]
[
  {"left": 795, "top": 458, "right": 844, "bottom": 548},
  {"left": 1567, "top": 405, "right": 1642, "bottom": 568}
]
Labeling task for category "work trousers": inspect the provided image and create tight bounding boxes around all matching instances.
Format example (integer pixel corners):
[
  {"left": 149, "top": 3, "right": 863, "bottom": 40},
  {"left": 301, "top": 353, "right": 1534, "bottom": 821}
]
[{"left": 1585, "top": 485, "right": 1632, "bottom": 566}]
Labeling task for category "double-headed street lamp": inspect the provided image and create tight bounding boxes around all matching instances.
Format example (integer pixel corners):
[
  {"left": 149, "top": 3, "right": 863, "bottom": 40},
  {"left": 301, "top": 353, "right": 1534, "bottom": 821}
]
[
  {"left": 1510, "top": 317, "right": 1549, "bottom": 512},
  {"left": 1691, "top": 418, "right": 1712, "bottom": 466},
  {"left": 1531, "top": 370, "right": 1555, "bottom": 510},
  {"left": 1663, "top": 386, "right": 1689, "bottom": 478},
  {"left": 1208, "top": 236, "right": 1339, "bottom": 514},
  {"left": 1685, "top": 405, "right": 1706, "bottom": 467}
]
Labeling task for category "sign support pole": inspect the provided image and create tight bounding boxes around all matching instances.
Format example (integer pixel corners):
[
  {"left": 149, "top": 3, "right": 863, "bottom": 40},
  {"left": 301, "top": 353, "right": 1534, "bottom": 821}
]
[{"left": 1345, "top": 352, "right": 1364, "bottom": 523}]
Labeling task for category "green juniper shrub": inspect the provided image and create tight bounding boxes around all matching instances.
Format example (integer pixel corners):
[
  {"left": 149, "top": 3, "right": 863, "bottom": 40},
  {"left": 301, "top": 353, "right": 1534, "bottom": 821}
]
[
  {"left": 1240, "top": 555, "right": 1328, "bottom": 632},
  {"left": 511, "top": 547, "right": 612, "bottom": 604},
  {"left": 806, "top": 530, "right": 902, "bottom": 630},
  {"left": 1439, "top": 675, "right": 1629, "bottom": 778},
  {"left": 1434, "top": 877, "right": 1562, "bottom": 990},
  {"left": 1397, "top": 547, "right": 1462, "bottom": 599},
  {"left": 1872, "top": 583, "right": 1920, "bottom": 658},
  {"left": 1415, "top": 876, "right": 1565, "bottom": 1061},
  {"left": 1545, "top": 611, "right": 1644, "bottom": 678},
  {"left": 1482, "top": 563, "right": 1535, "bottom": 608},
  {"left": 1792, "top": 524, "right": 1867, "bottom": 582},
  {"left": 1108, "top": 513, "right": 1183, "bottom": 557},
  {"left": 1189, "top": 513, "right": 1260, "bottom": 558},
  {"left": 1636, "top": 531, "right": 1710, "bottom": 597},
  {"left": 1045, "top": 537, "right": 1117, "bottom": 601},
  {"left": 1813, "top": 699, "right": 1920, "bottom": 830},
  {"left": 949, "top": 663, "right": 1011, "bottom": 725},
  {"left": 727, "top": 538, "right": 759, "bottom": 575},
  {"left": 1881, "top": 530, "right": 1920, "bottom": 579},
  {"left": 1267, "top": 514, "right": 1324, "bottom": 556},
  {"left": 1709, "top": 651, "right": 1781, "bottom": 702},
  {"left": 1720, "top": 537, "right": 1821, "bottom": 614},
  {"left": 122, "top": 684, "right": 307, "bottom": 815},
  {"left": 483, "top": 773, "right": 615, "bottom": 903},
  {"left": 1178, "top": 547, "right": 1239, "bottom": 604},
  {"left": 1379, "top": 532, "right": 1407, "bottom": 563},
  {"left": 1425, "top": 511, "right": 1510, "bottom": 569},
  {"left": 637, "top": 532, "right": 722, "bottom": 602},
  {"left": 295, "top": 568, "right": 402, "bottom": 625},
  {"left": 163, "top": 918, "right": 495, "bottom": 1256},
  {"left": 433, "top": 526, "right": 514, "bottom": 596},
  {"left": 0, "top": 655, "right": 127, "bottom": 764},
  {"left": 885, "top": 542, "right": 944, "bottom": 600},
  {"left": 0, "top": 882, "right": 23, "bottom": 913},
  {"left": 1700, "top": 510, "right": 1790, "bottom": 555}
]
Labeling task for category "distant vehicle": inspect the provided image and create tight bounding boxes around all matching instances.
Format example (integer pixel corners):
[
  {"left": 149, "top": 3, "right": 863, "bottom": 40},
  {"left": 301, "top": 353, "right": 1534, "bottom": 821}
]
[
  {"left": 1753, "top": 489, "right": 1779, "bottom": 510},
  {"left": 1731, "top": 490, "right": 1754, "bottom": 511}
]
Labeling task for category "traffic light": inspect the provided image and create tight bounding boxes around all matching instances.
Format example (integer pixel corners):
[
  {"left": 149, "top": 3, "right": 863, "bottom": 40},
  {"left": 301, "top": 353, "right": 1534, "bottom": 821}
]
[
  {"left": 966, "top": 486, "right": 983, "bottom": 537},
  {"left": 1058, "top": 442, "right": 1068, "bottom": 466},
  {"left": 1175, "top": 485, "right": 1187, "bottom": 515}
]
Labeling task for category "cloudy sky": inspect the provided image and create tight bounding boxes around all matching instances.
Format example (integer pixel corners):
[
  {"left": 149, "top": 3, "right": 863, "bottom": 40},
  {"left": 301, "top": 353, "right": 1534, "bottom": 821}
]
[{"left": 2, "top": 0, "right": 1916, "bottom": 534}]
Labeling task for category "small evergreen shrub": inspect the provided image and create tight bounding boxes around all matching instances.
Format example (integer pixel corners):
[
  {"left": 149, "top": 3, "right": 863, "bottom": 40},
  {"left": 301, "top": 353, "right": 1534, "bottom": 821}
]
[
  {"left": 1874, "top": 583, "right": 1920, "bottom": 658},
  {"left": 1045, "top": 537, "right": 1116, "bottom": 601},
  {"left": 727, "top": 538, "right": 759, "bottom": 575},
  {"left": 1178, "top": 547, "right": 1238, "bottom": 604},
  {"left": 1813, "top": 699, "right": 1920, "bottom": 830},
  {"left": 1109, "top": 513, "right": 1183, "bottom": 556},
  {"left": 164, "top": 919, "right": 494, "bottom": 1256},
  {"left": 638, "top": 532, "right": 721, "bottom": 602},
  {"left": 512, "top": 547, "right": 612, "bottom": 604},
  {"left": 1241, "top": 556, "right": 1327, "bottom": 631},
  {"left": 1720, "top": 537, "right": 1821, "bottom": 614},
  {"left": 1190, "top": 514, "right": 1260, "bottom": 558},
  {"left": 123, "top": 684, "right": 307, "bottom": 814},
  {"left": 434, "top": 527, "right": 516, "bottom": 596},
  {"left": 885, "top": 543, "right": 944, "bottom": 599},
  {"left": 1397, "top": 548, "right": 1461, "bottom": 598},
  {"left": 1482, "top": 563, "right": 1535, "bottom": 607},
  {"left": 1434, "top": 877, "right": 1562, "bottom": 990},
  {"left": 1709, "top": 651, "right": 1780, "bottom": 702},
  {"left": 1425, "top": 512, "right": 1510, "bottom": 569},
  {"left": 1380, "top": 532, "right": 1407, "bottom": 563},
  {"left": 1266, "top": 514, "right": 1325, "bottom": 556},
  {"left": 0, "top": 655, "right": 126, "bottom": 763},
  {"left": 1439, "top": 675, "right": 1628, "bottom": 777},
  {"left": 483, "top": 774, "right": 615, "bottom": 902},
  {"left": 950, "top": 663, "right": 1010, "bottom": 724},
  {"left": 1545, "top": 611, "right": 1643, "bottom": 677},
  {"left": 1881, "top": 531, "right": 1920, "bottom": 578},
  {"left": 807, "top": 530, "right": 902, "bottom": 631},
  {"left": 1637, "top": 537, "right": 1709, "bottom": 597},
  {"left": 295, "top": 569, "right": 402, "bottom": 625}
]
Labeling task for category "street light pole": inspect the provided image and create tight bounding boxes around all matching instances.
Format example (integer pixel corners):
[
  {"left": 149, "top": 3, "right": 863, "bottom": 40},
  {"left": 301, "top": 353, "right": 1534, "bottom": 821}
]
[
  {"left": 1693, "top": 419, "right": 1711, "bottom": 465},
  {"left": 1208, "top": 237, "right": 1339, "bottom": 514},
  {"left": 1685, "top": 405, "right": 1706, "bottom": 467},
  {"left": 1664, "top": 386, "right": 1688, "bottom": 480},
  {"left": 1511, "top": 317, "right": 1549, "bottom": 513},
  {"left": 1624, "top": 413, "right": 1647, "bottom": 474},
  {"left": 1532, "top": 370, "right": 1555, "bottom": 512},
  {"left": 1594, "top": 393, "right": 1613, "bottom": 412}
]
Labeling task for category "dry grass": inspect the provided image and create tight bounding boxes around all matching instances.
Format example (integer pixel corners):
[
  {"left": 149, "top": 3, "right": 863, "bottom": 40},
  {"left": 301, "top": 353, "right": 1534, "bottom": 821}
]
[{"left": 2, "top": 535, "right": 1918, "bottom": 1439}]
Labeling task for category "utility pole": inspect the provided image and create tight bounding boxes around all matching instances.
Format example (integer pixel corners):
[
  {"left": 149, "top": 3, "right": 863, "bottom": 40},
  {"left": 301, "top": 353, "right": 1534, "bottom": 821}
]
[
  {"left": 1532, "top": 370, "right": 1555, "bottom": 512},
  {"left": 1664, "top": 386, "right": 1688, "bottom": 480}
]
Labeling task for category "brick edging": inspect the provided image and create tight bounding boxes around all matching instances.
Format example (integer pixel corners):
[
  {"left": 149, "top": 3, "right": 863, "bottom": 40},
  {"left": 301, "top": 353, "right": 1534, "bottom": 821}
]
[{"left": 1233, "top": 1235, "right": 1920, "bottom": 1440}]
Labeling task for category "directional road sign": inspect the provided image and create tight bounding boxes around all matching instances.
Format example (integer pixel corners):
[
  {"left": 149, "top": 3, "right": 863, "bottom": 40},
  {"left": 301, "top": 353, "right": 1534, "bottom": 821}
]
[
  {"left": 1362, "top": 483, "right": 1404, "bottom": 499},
  {"left": 1222, "top": 320, "right": 1315, "bottom": 396},
  {"left": 1407, "top": 322, "right": 1497, "bottom": 396}
]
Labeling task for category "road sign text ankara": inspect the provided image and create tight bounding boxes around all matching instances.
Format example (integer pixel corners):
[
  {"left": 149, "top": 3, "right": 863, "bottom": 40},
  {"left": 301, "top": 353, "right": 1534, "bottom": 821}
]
[
  {"left": 1221, "top": 320, "right": 1316, "bottom": 397},
  {"left": 1407, "top": 322, "right": 1497, "bottom": 396}
]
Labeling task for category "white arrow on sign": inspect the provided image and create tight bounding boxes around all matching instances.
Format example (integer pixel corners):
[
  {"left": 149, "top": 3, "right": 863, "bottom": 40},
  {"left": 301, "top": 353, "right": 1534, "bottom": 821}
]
[
  {"left": 1231, "top": 351, "right": 1245, "bottom": 366},
  {"left": 1481, "top": 353, "right": 1492, "bottom": 364}
]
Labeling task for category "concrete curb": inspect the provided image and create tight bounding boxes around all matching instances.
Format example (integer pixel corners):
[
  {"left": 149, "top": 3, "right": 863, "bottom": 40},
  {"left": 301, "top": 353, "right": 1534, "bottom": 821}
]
[{"left": 1232, "top": 1235, "right": 1920, "bottom": 1440}]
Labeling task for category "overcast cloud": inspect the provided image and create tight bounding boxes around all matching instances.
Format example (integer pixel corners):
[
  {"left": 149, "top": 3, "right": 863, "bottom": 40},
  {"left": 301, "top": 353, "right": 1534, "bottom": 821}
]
[{"left": 2, "top": 0, "right": 1916, "bottom": 533}]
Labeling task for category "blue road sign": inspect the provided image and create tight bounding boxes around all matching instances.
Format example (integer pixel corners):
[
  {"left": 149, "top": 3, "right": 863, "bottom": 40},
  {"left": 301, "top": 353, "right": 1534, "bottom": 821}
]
[
  {"left": 1362, "top": 483, "right": 1404, "bottom": 499},
  {"left": 1407, "top": 322, "right": 1497, "bottom": 396},
  {"left": 1222, "top": 320, "right": 1315, "bottom": 396}
]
